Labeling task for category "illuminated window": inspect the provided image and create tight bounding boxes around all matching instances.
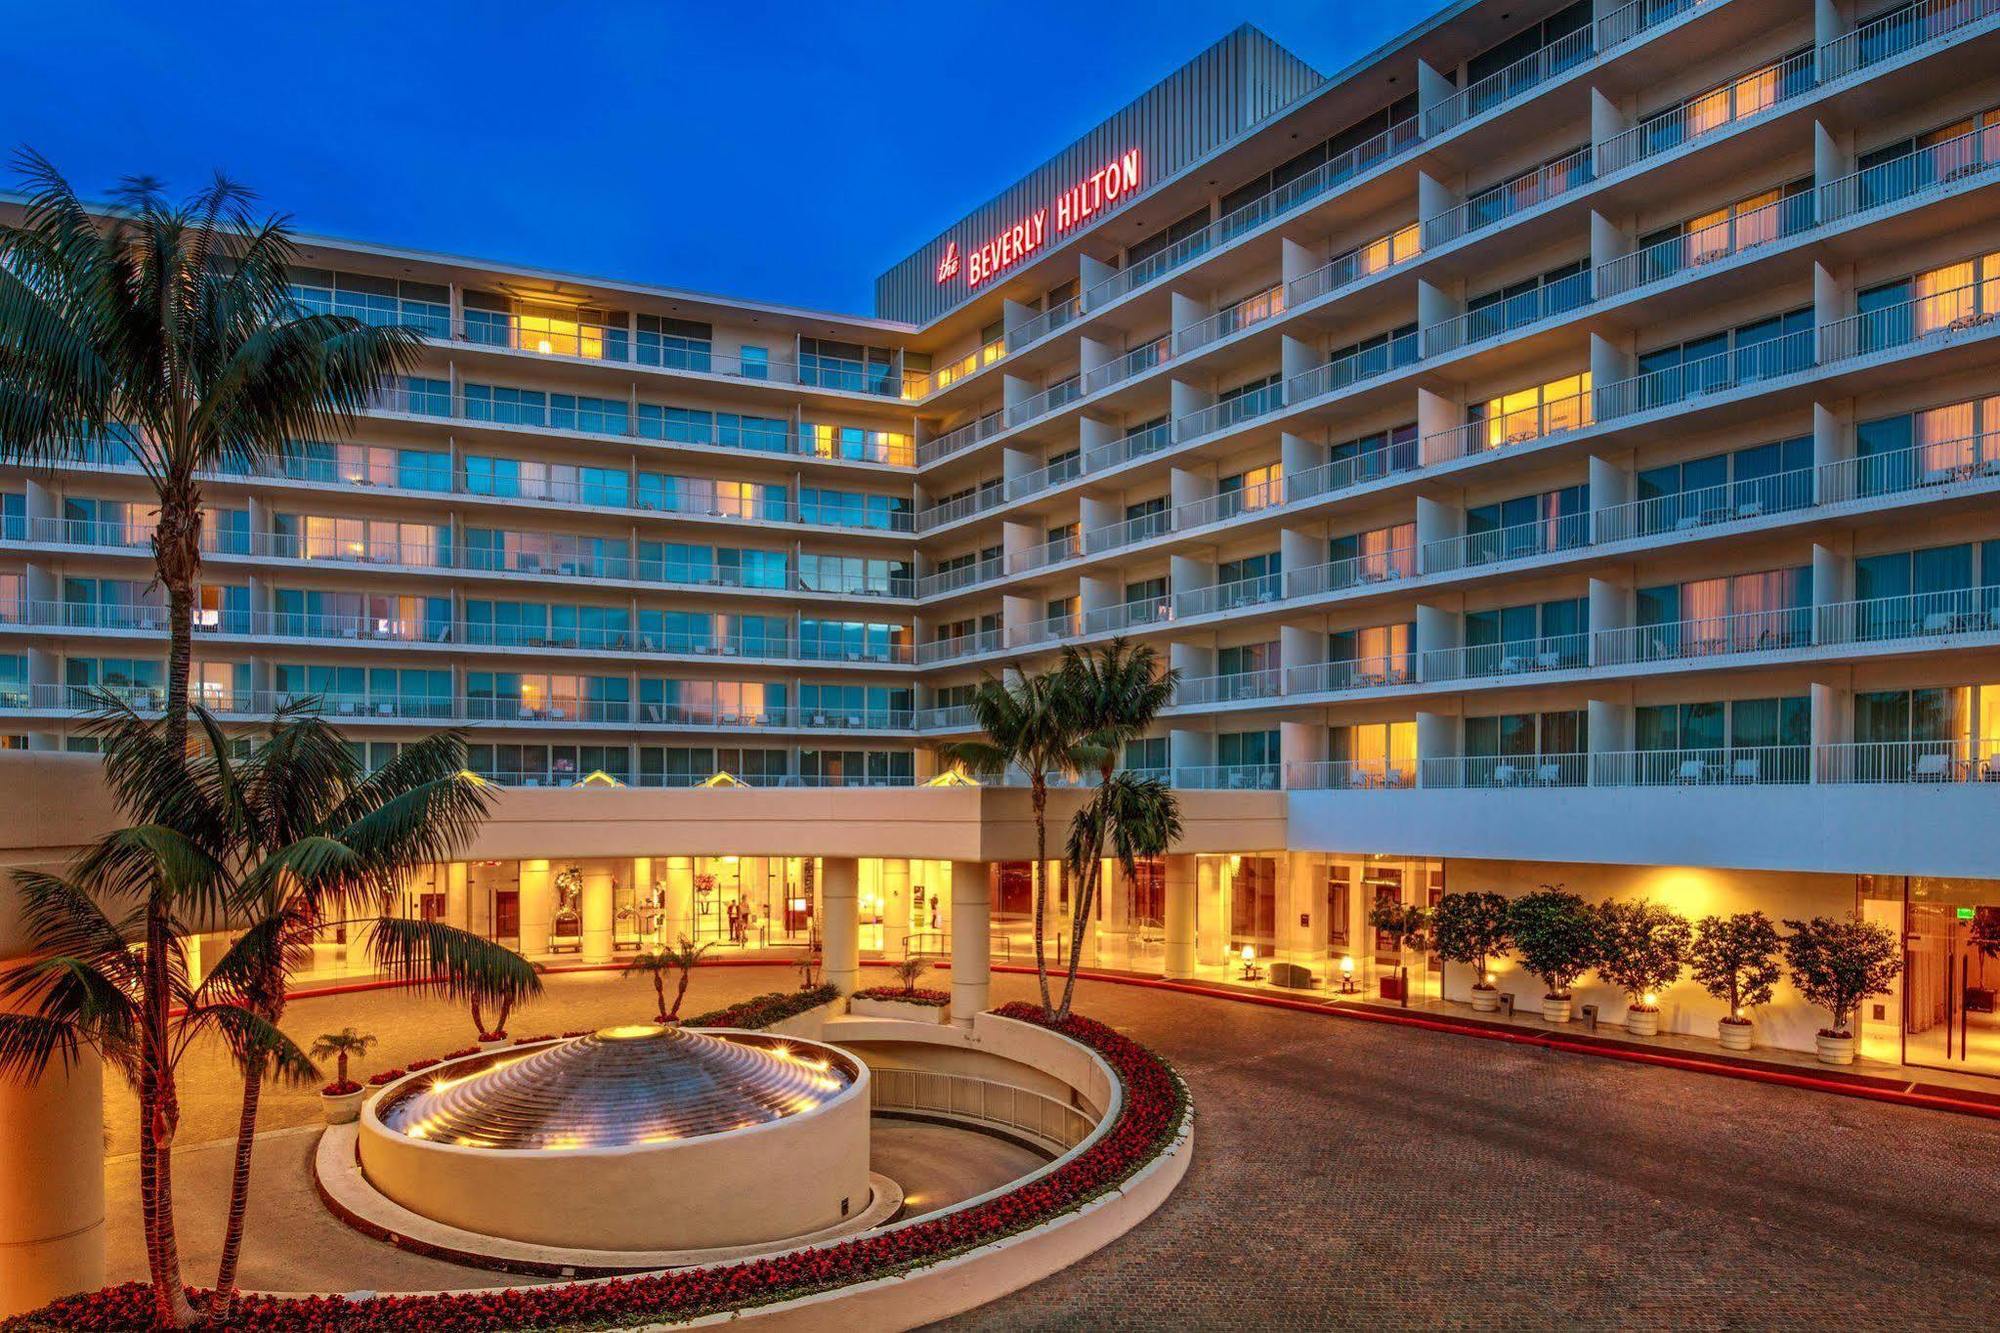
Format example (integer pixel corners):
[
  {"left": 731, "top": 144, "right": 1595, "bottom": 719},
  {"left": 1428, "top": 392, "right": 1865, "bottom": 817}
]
[{"left": 1474, "top": 371, "right": 1591, "bottom": 449}]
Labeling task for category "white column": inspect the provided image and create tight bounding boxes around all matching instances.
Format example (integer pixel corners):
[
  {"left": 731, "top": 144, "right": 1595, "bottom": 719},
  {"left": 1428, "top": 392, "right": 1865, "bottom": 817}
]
[
  {"left": 821, "top": 856, "right": 860, "bottom": 994},
  {"left": 1163, "top": 853, "right": 1196, "bottom": 979},
  {"left": 580, "top": 865, "right": 614, "bottom": 965},
  {"left": 950, "top": 860, "right": 991, "bottom": 1026},
  {"left": 519, "top": 859, "right": 553, "bottom": 958},
  {"left": 1078, "top": 254, "right": 1117, "bottom": 309},
  {"left": 0, "top": 1035, "right": 103, "bottom": 1319}
]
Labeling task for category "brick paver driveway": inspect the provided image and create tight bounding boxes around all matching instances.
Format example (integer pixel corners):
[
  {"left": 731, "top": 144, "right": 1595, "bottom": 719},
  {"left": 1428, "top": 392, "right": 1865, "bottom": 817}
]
[{"left": 950, "top": 975, "right": 2000, "bottom": 1331}]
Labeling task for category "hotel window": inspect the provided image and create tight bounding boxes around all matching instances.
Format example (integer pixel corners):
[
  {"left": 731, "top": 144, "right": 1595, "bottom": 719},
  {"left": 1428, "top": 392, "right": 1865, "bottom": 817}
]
[
  {"left": 1856, "top": 103, "right": 2000, "bottom": 206},
  {"left": 66, "top": 656, "right": 164, "bottom": 705},
  {"left": 1464, "top": 0, "right": 1589, "bottom": 84},
  {"left": 1218, "top": 92, "right": 1417, "bottom": 219},
  {"left": 1217, "top": 730, "right": 1279, "bottom": 770},
  {"left": 799, "top": 338, "right": 897, "bottom": 396},
  {"left": 1214, "top": 373, "right": 1282, "bottom": 428},
  {"left": 60, "top": 496, "right": 147, "bottom": 546},
  {"left": 379, "top": 375, "right": 450, "bottom": 416},
  {"left": 1854, "top": 543, "right": 1984, "bottom": 638},
  {"left": 1633, "top": 51, "right": 1810, "bottom": 161},
  {"left": 1329, "top": 623, "right": 1414, "bottom": 684},
  {"left": 290, "top": 268, "right": 449, "bottom": 337},
  {"left": 0, "top": 573, "right": 24, "bottom": 624},
  {"left": 636, "top": 316, "right": 713, "bottom": 372},
  {"left": 1126, "top": 207, "right": 1211, "bottom": 268},
  {"left": 1637, "top": 697, "right": 1808, "bottom": 751},
  {"left": 1124, "top": 496, "right": 1169, "bottom": 540},
  {"left": 1857, "top": 395, "right": 2000, "bottom": 487},
  {"left": 1124, "top": 413, "right": 1170, "bottom": 453},
  {"left": 1325, "top": 865, "right": 1352, "bottom": 949},
  {"left": 1123, "top": 576, "right": 1168, "bottom": 616},
  {"left": 1124, "top": 736, "right": 1167, "bottom": 773},
  {"left": 286, "top": 441, "right": 449, "bottom": 490},
  {"left": 1858, "top": 251, "right": 2000, "bottom": 345},
  {"left": 1461, "top": 145, "right": 1591, "bottom": 231},
  {"left": 799, "top": 749, "right": 914, "bottom": 786},
  {"left": 1350, "top": 223, "right": 1422, "bottom": 278},
  {"left": 1227, "top": 856, "right": 1279, "bottom": 954},
  {"left": 798, "top": 684, "right": 910, "bottom": 727},
  {"left": 1462, "top": 259, "right": 1588, "bottom": 340},
  {"left": 1043, "top": 595, "right": 1079, "bottom": 632},
  {"left": 63, "top": 577, "right": 163, "bottom": 630},
  {"left": 1329, "top": 423, "right": 1418, "bottom": 484},
  {"left": 799, "top": 619, "right": 908, "bottom": 663},
  {"left": 1465, "top": 598, "right": 1585, "bottom": 667},
  {"left": 1, "top": 492, "right": 22, "bottom": 540},
  {"left": 486, "top": 297, "right": 629, "bottom": 361},
  {"left": 802, "top": 422, "right": 912, "bottom": 466},
  {"left": 1469, "top": 371, "right": 1590, "bottom": 448},
  {"left": 0, "top": 655, "right": 26, "bottom": 708},
  {"left": 1637, "top": 434, "right": 1813, "bottom": 530},
  {"left": 798, "top": 487, "right": 906, "bottom": 531},
  {"left": 1329, "top": 521, "right": 1416, "bottom": 583},
  {"left": 1464, "top": 710, "right": 1587, "bottom": 784},
  {"left": 798, "top": 553, "right": 910, "bottom": 598},
  {"left": 1329, "top": 721, "right": 1416, "bottom": 786},
  {"left": 1637, "top": 307, "right": 1813, "bottom": 406},
  {"left": 1218, "top": 461, "right": 1282, "bottom": 514},
  {"left": 1637, "top": 566, "right": 1812, "bottom": 653},
  {"left": 739, "top": 346, "right": 770, "bottom": 380},
  {"left": 1636, "top": 180, "right": 1811, "bottom": 276},
  {"left": 1465, "top": 485, "right": 1587, "bottom": 563},
  {"left": 1216, "top": 551, "right": 1281, "bottom": 607},
  {"left": 273, "top": 513, "right": 447, "bottom": 566},
  {"left": 1326, "top": 324, "right": 1417, "bottom": 384}
]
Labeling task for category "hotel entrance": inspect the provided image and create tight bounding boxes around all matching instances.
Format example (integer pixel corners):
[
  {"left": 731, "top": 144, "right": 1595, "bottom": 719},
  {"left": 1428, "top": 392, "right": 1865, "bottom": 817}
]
[{"left": 1866, "top": 875, "right": 2000, "bottom": 1078}]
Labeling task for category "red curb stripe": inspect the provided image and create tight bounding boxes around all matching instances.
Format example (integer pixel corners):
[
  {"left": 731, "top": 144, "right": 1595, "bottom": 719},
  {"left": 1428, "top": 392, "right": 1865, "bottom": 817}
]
[{"left": 989, "top": 963, "right": 2000, "bottom": 1124}]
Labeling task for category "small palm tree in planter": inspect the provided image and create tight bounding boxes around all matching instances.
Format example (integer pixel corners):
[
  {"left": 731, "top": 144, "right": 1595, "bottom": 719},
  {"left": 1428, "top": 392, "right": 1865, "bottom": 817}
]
[
  {"left": 1594, "top": 900, "right": 1693, "bottom": 1037},
  {"left": 1508, "top": 886, "right": 1600, "bottom": 1023},
  {"left": 310, "top": 1028, "right": 378, "bottom": 1124},
  {"left": 850, "top": 956, "right": 951, "bottom": 1023},
  {"left": 629, "top": 936, "right": 713, "bottom": 1022},
  {"left": 1431, "top": 892, "right": 1512, "bottom": 1012},
  {"left": 1782, "top": 915, "right": 1903, "bottom": 1065},
  {"left": 1689, "top": 912, "right": 1784, "bottom": 1051},
  {"left": 1366, "top": 901, "right": 1433, "bottom": 1005}
]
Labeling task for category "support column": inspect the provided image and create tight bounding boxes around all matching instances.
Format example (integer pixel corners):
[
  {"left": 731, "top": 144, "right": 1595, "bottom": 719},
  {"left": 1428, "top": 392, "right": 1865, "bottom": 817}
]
[
  {"left": 950, "top": 861, "right": 991, "bottom": 1026},
  {"left": 0, "top": 1043, "right": 104, "bottom": 1319},
  {"left": 1163, "top": 853, "right": 1196, "bottom": 979},
  {"left": 580, "top": 864, "right": 614, "bottom": 965},
  {"left": 821, "top": 856, "right": 860, "bottom": 994},
  {"left": 519, "top": 859, "right": 553, "bottom": 958}
]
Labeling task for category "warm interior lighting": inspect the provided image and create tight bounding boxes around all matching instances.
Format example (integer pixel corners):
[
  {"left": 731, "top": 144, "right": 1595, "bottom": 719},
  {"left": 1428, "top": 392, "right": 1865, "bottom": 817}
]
[
  {"left": 1241, "top": 944, "right": 1256, "bottom": 963},
  {"left": 1340, "top": 956, "right": 1355, "bottom": 975},
  {"left": 574, "top": 769, "right": 624, "bottom": 788},
  {"left": 598, "top": 1023, "right": 667, "bottom": 1041},
  {"left": 1642, "top": 991, "right": 1658, "bottom": 1008},
  {"left": 923, "top": 768, "right": 981, "bottom": 786},
  {"left": 698, "top": 770, "right": 748, "bottom": 788}
]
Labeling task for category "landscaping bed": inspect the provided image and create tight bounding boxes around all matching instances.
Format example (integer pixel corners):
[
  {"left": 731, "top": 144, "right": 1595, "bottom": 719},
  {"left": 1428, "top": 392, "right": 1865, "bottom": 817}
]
[{"left": 5, "top": 1001, "right": 1186, "bottom": 1332}]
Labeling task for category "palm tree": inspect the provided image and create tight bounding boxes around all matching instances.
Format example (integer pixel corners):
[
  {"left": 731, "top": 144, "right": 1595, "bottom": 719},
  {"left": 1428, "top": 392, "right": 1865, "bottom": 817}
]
[
  {"left": 629, "top": 936, "right": 713, "bottom": 1021},
  {"left": 0, "top": 734, "right": 317, "bottom": 1328},
  {"left": 1055, "top": 641, "right": 1178, "bottom": 1018},
  {"left": 309, "top": 1027, "right": 378, "bottom": 1089},
  {"left": 1061, "top": 773, "right": 1182, "bottom": 1020},
  {"left": 942, "top": 666, "right": 1086, "bottom": 1015},
  {"left": 0, "top": 155, "right": 425, "bottom": 1322},
  {"left": 182, "top": 707, "right": 537, "bottom": 1321}
]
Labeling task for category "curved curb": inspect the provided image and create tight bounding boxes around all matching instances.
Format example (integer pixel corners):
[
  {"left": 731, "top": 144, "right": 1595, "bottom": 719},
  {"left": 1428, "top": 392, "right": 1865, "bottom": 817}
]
[{"left": 992, "top": 963, "right": 2000, "bottom": 1123}]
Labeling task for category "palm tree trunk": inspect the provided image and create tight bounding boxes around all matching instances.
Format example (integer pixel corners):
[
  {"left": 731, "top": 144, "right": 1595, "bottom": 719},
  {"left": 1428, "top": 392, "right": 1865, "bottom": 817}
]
[
  {"left": 1056, "top": 762, "right": 1116, "bottom": 1021},
  {"left": 1031, "top": 778, "right": 1051, "bottom": 1016},
  {"left": 208, "top": 1047, "right": 266, "bottom": 1320},
  {"left": 654, "top": 973, "right": 668, "bottom": 1021}
]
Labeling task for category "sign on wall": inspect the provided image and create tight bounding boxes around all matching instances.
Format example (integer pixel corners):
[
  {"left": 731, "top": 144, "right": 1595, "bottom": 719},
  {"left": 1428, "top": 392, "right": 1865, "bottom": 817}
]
[{"left": 937, "top": 149, "right": 1143, "bottom": 290}]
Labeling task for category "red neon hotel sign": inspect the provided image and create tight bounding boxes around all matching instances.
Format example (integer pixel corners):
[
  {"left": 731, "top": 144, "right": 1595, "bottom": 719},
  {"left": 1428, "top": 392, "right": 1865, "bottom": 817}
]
[{"left": 938, "top": 149, "right": 1143, "bottom": 288}]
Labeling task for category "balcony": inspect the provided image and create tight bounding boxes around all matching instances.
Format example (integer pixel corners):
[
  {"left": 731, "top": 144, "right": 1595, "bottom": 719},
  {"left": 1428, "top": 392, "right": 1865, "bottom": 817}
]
[
  {"left": 1423, "top": 146, "right": 1594, "bottom": 249},
  {"left": 1283, "top": 758, "right": 1414, "bottom": 790},
  {"left": 1283, "top": 655, "right": 1415, "bottom": 696},
  {"left": 457, "top": 319, "right": 906, "bottom": 400},
  {"left": 1596, "top": 49, "right": 1817, "bottom": 178},
  {"left": 1173, "top": 668, "right": 1282, "bottom": 707},
  {"left": 1420, "top": 634, "right": 1589, "bottom": 684},
  {"left": 1421, "top": 270, "right": 1592, "bottom": 358},
  {"left": 1424, "top": 27, "right": 1596, "bottom": 138},
  {"left": 1595, "top": 604, "right": 1812, "bottom": 668}
]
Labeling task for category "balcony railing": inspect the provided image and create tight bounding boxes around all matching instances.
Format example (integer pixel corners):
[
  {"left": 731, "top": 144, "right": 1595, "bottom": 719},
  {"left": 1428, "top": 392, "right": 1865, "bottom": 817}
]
[
  {"left": 915, "top": 627, "right": 1003, "bottom": 665},
  {"left": 1284, "top": 547, "right": 1416, "bottom": 600},
  {"left": 1082, "top": 598, "right": 1173, "bottom": 636},
  {"left": 1817, "top": 587, "right": 2000, "bottom": 645},
  {"left": 1815, "top": 738, "right": 1999, "bottom": 784},
  {"left": 1817, "top": 0, "right": 2000, "bottom": 83},
  {"left": 1421, "top": 633, "right": 1589, "bottom": 683},
  {"left": 1174, "top": 668, "right": 1282, "bottom": 706},
  {"left": 1420, "top": 753, "right": 1590, "bottom": 789},
  {"left": 1003, "top": 375, "right": 1082, "bottom": 430},
  {"left": 1283, "top": 655, "right": 1415, "bottom": 696},
  {"left": 1172, "top": 572, "right": 1284, "bottom": 620},
  {"left": 1288, "top": 742, "right": 2000, "bottom": 789},
  {"left": 1593, "top": 467, "right": 1815, "bottom": 545},
  {"left": 1422, "top": 271, "right": 1594, "bottom": 358},
  {"left": 1080, "top": 335, "right": 1171, "bottom": 397},
  {"left": 1164, "top": 763, "right": 1282, "bottom": 790},
  {"left": 1596, "top": 191, "right": 1817, "bottom": 299},
  {"left": 1425, "top": 510, "right": 1592, "bottom": 575},
  {"left": 1284, "top": 332, "right": 1421, "bottom": 407},
  {"left": 1174, "top": 287, "right": 1285, "bottom": 357},
  {"left": 916, "top": 410, "right": 1004, "bottom": 467},
  {"left": 458, "top": 320, "right": 906, "bottom": 399},
  {"left": 1595, "top": 0, "right": 1715, "bottom": 49},
  {"left": 1590, "top": 745, "right": 1813, "bottom": 787},
  {"left": 1597, "top": 50, "right": 1816, "bottom": 178},
  {"left": 1595, "top": 604, "right": 1813, "bottom": 667},
  {"left": 1283, "top": 759, "right": 1413, "bottom": 790},
  {"left": 1818, "top": 121, "right": 2000, "bottom": 226},
  {"left": 1424, "top": 146, "right": 1595, "bottom": 249},
  {"left": 1424, "top": 27, "right": 1596, "bottom": 137}
]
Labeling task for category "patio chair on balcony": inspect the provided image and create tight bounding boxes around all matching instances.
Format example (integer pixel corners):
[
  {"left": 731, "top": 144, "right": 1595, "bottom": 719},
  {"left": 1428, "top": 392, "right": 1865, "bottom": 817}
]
[
  {"left": 1535, "top": 762, "right": 1564, "bottom": 786},
  {"left": 1731, "top": 756, "right": 1761, "bottom": 783},
  {"left": 1912, "top": 752, "right": 1954, "bottom": 781},
  {"left": 1676, "top": 759, "right": 1708, "bottom": 784},
  {"left": 1346, "top": 766, "right": 1373, "bottom": 790},
  {"left": 1492, "top": 763, "right": 1519, "bottom": 787}
]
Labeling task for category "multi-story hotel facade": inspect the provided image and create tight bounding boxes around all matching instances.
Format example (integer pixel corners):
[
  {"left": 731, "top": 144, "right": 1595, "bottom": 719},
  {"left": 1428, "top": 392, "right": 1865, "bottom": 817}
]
[{"left": 6, "top": 0, "right": 2000, "bottom": 1074}]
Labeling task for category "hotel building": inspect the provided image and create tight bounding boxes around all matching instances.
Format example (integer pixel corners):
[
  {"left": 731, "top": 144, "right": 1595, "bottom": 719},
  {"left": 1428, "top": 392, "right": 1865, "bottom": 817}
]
[{"left": 6, "top": 0, "right": 2000, "bottom": 1075}]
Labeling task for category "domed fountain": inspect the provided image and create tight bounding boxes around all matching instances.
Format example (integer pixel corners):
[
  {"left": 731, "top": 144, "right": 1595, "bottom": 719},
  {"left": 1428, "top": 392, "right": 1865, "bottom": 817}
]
[{"left": 357, "top": 1024, "right": 874, "bottom": 1253}]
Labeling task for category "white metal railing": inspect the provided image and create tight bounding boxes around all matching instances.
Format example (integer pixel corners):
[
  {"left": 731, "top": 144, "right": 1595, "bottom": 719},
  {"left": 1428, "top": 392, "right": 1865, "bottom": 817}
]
[
  {"left": 1817, "top": 738, "right": 1999, "bottom": 784},
  {"left": 1421, "top": 753, "right": 1590, "bottom": 789},
  {"left": 915, "top": 627, "right": 1003, "bottom": 665},
  {"left": 1009, "top": 298, "right": 1079, "bottom": 351},
  {"left": 1604, "top": 328, "right": 1819, "bottom": 420},
  {"left": 1081, "top": 335, "right": 1171, "bottom": 397},
  {"left": 918, "top": 554, "right": 1004, "bottom": 599},
  {"left": 1285, "top": 227, "right": 1420, "bottom": 307},
  {"left": 1004, "top": 375, "right": 1082, "bottom": 430},
  {"left": 1174, "top": 383, "right": 1285, "bottom": 443},
  {"left": 1283, "top": 332, "right": 1421, "bottom": 406},
  {"left": 1081, "top": 118, "right": 1419, "bottom": 312},
  {"left": 1819, "top": 429, "right": 2000, "bottom": 503},
  {"left": 1590, "top": 744, "right": 1812, "bottom": 787},
  {"left": 1424, "top": 511, "right": 1591, "bottom": 574},
  {"left": 1817, "top": 280, "right": 2000, "bottom": 363},
  {"left": 1167, "top": 763, "right": 1281, "bottom": 790},
  {"left": 1172, "top": 477, "right": 1287, "bottom": 534},
  {"left": 1423, "top": 270, "right": 1593, "bottom": 358},
  {"left": 1284, "top": 759, "right": 1414, "bottom": 790},
  {"left": 1172, "top": 572, "right": 1285, "bottom": 620},
  {"left": 1012, "top": 613, "right": 1079, "bottom": 649},
  {"left": 1083, "top": 506, "right": 1174, "bottom": 555},
  {"left": 1082, "top": 598, "right": 1173, "bottom": 636},
  {"left": 1817, "top": 122, "right": 2000, "bottom": 223},
  {"left": 1596, "top": 191, "right": 1816, "bottom": 299},
  {"left": 1593, "top": 467, "right": 1815, "bottom": 544},
  {"left": 917, "top": 409, "right": 1004, "bottom": 467},
  {"left": 869, "top": 1067, "right": 1096, "bottom": 1150},
  {"left": 1817, "top": 0, "right": 2000, "bottom": 82},
  {"left": 1175, "top": 285, "right": 1286, "bottom": 356},
  {"left": 1082, "top": 420, "right": 1173, "bottom": 474},
  {"left": 1817, "top": 587, "right": 2000, "bottom": 646},
  {"left": 1422, "top": 633, "right": 1589, "bottom": 683},
  {"left": 1425, "top": 27, "right": 1596, "bottom": 136},
  {"left": 1424, "top": 146, "right": 1595, "bottom": 248},
  {"left": 1284, "top": 655, "right": 1416, "bottom": 696},
  {"left": 1596, "top": 0, "right": 1714, "bottom": 49},
  {"left": 1286, "top": 438, "right": 1423, "bottom": 503},
  {"left": 1597, "top": 49, "right": 1817, "bottom": 177},
  {"left": 1284, "top": 547, "right": 1416, "bottom": 599},
  {"left": 1174, "top": 668, "right": 1282, "bottom": 706},
  {"left": 917, "top": 704, "right": 976, "bottom": 731},
  {"left": 1595, "top": 604, "right": 1813, "bottom": 666}
]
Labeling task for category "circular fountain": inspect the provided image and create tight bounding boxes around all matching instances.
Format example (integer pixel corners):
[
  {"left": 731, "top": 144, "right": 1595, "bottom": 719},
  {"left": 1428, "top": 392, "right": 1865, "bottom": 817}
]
[{"left": 357, "top": 1024, "right": 875, "bottom": 1253}]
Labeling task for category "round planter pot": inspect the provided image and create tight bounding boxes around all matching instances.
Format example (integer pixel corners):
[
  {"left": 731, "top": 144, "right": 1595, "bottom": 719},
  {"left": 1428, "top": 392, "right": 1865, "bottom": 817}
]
[
  {"left": 476, "top": 1037, "right": 510, "bottom": 1051},
  {"left": 1470, "top": 985, "right": 1500, "bottom": 1014},
  {"left": 1540, "top": 994, "right": 1573, "bottom": 1024},
  {"left": 1718, "top": 1018, "right": 1754, "bottom": 1051},
  {"left": 321, "top": 1088, "right": 366, "bottom": 1125},
  {"left": 1815, "top": 1031, "right": 1857, "bottom": 1066},
  {"left": 1624, "top": 1006, "right": 1660, "bottom": 1037}
]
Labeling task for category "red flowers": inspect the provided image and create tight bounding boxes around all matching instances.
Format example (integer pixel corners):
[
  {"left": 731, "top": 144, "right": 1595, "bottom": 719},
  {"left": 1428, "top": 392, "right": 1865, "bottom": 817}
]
[
  {"left": 7, "top": 1003, "right": 1186, "bottom": 1333},
  {"left": 364, "top": 1068, "right": 405, "bottom": 1087},
  {"left": 851, "top": 986, "right": 951, "bottom": 1007},
  {"left": 317, "top": 1081, "right": 360, "bottom": 1097}
]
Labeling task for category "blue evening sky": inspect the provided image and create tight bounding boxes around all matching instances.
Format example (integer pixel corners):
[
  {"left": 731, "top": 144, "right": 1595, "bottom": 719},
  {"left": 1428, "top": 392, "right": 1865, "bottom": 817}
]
[{"left": 2, "top": 0, "right": 1439, "bottom": 317}]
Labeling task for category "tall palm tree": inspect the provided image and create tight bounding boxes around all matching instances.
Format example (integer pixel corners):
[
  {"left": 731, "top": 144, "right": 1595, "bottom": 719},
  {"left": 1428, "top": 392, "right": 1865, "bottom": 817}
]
[
  {"left": 0, "top": 154, "right": 426, "bottom": 1322},
  {"left": 942, "top": 667, "right": 1085, "bottom": 1015},
  {"left": 1061, "top": 772, "right": 1182, "bottom": 1020},
  {"left": 0, "top": 715, "right": 316, "bottom": 1328},
  {"left": 1054, "top": 640, "right": 1178, "bottom": 1016},
  {"left": 183, "top": 707, "right": 537, "bottom": 1320},
  {"left": 628, "top": 936, "right": 713, "bottom": 1021}
]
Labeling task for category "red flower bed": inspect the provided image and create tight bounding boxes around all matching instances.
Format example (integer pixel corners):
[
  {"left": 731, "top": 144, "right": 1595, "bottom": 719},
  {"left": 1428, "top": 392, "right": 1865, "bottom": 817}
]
[
  {"left": 365, "top": 1068, "right": 406, "bottom": 1087},
  {"left": 7, "top": 1004, "right": 1186, "bottom": 1332},
  {"left": 317, "top": 1080, "right": 360, "bottom": 1097},
  {"left": 850, "top": 986, "right": 951, "bottom": 1007}
]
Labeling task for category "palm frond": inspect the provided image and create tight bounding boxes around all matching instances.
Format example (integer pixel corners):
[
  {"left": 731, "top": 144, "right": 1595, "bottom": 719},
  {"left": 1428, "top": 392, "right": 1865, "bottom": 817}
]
[{"left": 362, "top": 917, "right": 541, "bottom": 1006}]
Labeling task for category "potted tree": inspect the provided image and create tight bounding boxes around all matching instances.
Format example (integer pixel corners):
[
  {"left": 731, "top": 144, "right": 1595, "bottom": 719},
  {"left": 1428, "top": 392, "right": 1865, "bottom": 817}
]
[
  {"left": 311, "top": 1028, "right": 378, "bottom": 1125},
  {"left": 1689, "top": 912, "right": 1784, "bottom": 1050},
  {"left": 1594, "top": 900, "right": 1692, "bottom": 1037},
  {"left": 1367, "top": 900, "right": 1433, "bottom": 1005},
  {"left": 628, "top": 936, "right": 713, "bottom": 1023},
  {"left": 1431, "top": 891, "right": 1512, "bottom": 1012},
  {"left": 1508, "top": 886, "right": 1599, "bottom": 1023},
  {"left": 1783, "top": 915, "right": 1903, "bottom": 1065},
  {"left": 850, "top": 956, "right": 951, "bottom": 1023}
]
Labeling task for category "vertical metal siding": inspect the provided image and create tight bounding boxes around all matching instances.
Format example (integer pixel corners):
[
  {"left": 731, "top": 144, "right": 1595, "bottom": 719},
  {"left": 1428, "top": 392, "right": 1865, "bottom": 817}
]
[{"left": 875, "top": 25, "right": 1323, "bottom": 326}]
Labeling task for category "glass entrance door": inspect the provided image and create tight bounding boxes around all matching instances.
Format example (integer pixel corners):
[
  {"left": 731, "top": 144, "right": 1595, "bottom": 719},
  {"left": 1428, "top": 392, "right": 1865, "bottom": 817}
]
[{"left": 1902, "top": 878, "right": 2000, "bottom": 1076}]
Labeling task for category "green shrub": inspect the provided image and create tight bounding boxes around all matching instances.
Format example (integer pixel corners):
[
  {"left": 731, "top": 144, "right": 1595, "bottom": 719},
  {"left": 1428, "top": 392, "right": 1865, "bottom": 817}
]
[
  {"left": 1594, "top": 900, "right": 1692, "bottom": 1008},
  {"left": 1507, "top": 886, "right": 1599, "bottom": 998},
  {"left": 1430, "top": 892, "right": 1511, "bottom": 984}
]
